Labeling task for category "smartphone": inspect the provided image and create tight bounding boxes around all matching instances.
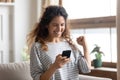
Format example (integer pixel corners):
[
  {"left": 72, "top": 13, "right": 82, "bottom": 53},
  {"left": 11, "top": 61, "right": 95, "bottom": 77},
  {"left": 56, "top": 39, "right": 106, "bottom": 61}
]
[{"left": 62, "top": 50, "right": 71, "bottom": 58}]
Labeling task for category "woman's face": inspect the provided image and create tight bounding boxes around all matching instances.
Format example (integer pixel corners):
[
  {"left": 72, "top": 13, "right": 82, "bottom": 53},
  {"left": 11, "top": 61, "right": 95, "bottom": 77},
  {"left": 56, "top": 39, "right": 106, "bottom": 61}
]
[{"left": 47, "top": 16, "right": 66, "bottom": 38}]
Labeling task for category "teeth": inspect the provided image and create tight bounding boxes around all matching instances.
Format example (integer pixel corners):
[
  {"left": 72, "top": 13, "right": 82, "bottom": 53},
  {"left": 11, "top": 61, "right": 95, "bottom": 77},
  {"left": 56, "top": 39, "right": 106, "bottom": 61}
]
[{"left": 55, "top": 31, "right": 60, "bottom": 34}]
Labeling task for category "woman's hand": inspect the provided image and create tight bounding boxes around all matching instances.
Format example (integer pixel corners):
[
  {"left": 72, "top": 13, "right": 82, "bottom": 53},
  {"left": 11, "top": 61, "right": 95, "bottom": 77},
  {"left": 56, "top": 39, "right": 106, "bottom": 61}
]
[
  {"left": 52, "top": 54, "right": 70, "bottom": 69},
  {"left": 77, "top": 36, "right": 87, "bottom": 47},
  {"left": 40, "top": 54, "right": 70, "bottom": 80}
]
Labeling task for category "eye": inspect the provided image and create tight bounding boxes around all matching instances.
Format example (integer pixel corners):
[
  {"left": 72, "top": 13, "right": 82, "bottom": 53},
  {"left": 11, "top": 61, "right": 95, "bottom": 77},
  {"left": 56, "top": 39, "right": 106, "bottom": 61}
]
[
  {"left": 52, "top": 23, "right": 58, "bottom": 27},
  {"left": 61, "top": 23, "right": 65, "bottom": 27}
]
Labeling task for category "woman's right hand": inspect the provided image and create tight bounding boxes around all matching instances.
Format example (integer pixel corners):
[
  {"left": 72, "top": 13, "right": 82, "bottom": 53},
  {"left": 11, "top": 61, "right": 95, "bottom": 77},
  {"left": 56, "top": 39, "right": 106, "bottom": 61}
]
[
  {"left": 40, "top": 54, "right": 70, "bottom": 80},
  {"left": 52, "top": 54, "right": 70, "bottom": 69}
]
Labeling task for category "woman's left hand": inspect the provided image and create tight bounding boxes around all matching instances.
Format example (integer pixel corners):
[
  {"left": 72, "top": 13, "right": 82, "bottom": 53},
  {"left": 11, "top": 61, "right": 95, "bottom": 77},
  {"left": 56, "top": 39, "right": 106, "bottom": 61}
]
[{"left": 76, "top": 36, "right": 87, "bottom": 47}]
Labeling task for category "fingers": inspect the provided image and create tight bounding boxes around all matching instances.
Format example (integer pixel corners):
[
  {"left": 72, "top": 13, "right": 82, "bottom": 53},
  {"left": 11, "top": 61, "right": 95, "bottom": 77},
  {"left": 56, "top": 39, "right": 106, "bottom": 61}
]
[
  {"left": 77, "top": 36, "right": 86, "bottom": 46},
  {"left": 59, "top": 54, "right": 70, "bottom": 63},
  {"left": 61, "top": 58, "right": 70, "bottom": 65},
  {"left": 77, "top": 36, "right": 84, "bottom": 42},
  {"left": 54, "top": 54, "right": 71, "bottom": 69},
  {"left": 60, "top": 57, "right": 70, "bottom": 66},
  {"left": 56, "top": 54, "right": 70, "bottom": 61}
]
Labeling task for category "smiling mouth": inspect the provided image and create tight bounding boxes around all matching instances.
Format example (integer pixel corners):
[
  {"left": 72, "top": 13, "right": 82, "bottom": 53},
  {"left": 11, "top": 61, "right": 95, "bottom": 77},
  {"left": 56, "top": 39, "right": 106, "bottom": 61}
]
[{"left": 54, "top": 31, "right": 61, "bottom": 34}]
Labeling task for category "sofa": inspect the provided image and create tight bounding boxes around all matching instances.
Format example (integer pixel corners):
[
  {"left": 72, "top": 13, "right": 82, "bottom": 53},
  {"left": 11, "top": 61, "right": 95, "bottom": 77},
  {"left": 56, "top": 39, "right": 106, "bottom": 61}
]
[
  {"left": 0, "top": 61, "right": 32, "bottom": 80},
  {"left": 0, "top": 61, "right": 112, "bottom": 80}
]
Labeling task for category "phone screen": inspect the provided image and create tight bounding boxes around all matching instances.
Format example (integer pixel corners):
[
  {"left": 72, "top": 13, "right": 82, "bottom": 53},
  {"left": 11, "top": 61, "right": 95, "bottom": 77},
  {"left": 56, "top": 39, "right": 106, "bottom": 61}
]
[{"left": 62, "top": 50, "right": 71, "bottom": 58}]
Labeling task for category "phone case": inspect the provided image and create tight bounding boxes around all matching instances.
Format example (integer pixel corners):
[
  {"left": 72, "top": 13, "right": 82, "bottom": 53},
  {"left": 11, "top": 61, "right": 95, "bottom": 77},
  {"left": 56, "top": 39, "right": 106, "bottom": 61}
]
[{"left": 62, "top": 50, "right": 71, "bottom": 58}]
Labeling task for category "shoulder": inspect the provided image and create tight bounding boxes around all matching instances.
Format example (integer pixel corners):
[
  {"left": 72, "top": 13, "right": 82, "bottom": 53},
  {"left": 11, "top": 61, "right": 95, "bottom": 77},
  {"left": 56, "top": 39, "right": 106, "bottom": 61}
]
[
  {"left": 31, "top": 42, "right": 41, "bottom": 48},
  {"left": 30, "top": 42, "right": 44, "bottom": 56},
  {"left": 30, "top": 42, "right": 42, "bottom": 52}
]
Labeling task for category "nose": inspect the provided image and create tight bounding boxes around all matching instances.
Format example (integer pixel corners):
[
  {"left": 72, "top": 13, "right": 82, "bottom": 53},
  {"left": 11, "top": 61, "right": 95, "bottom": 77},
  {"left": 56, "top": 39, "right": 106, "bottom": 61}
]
[{"left": 56, "top": 25, "right": 61, "bottom": 31}]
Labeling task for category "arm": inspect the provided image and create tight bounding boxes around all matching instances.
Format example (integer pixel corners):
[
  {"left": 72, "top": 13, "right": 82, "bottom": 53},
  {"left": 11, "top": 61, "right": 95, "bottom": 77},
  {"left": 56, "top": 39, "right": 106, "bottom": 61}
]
[
  {"left": 77, "top": 36, "right": 91, "bottom": 69},
  {"left": 40, "top": 54, "right": 70, "bottom": 80},
  {"left": 30, "top": 44, "right": 56, "bottom": 80},
  {"left": 82, "top": 41, "right": 91, "bottom": 69},
  {"left": 30, "top": 43, "right": 70, "bottom": 80},
  {"left": 39, "top": 64, "right": 57, "bottom": 80},
  {"left": 30, "top": 44, "right": 44, "bottom": 80}
]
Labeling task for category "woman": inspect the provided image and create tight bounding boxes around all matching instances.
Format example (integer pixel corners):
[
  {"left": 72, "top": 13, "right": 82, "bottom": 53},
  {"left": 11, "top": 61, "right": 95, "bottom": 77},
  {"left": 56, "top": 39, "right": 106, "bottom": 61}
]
[{"left": 27, "top": 5, "right": 91, "bottom": 80}]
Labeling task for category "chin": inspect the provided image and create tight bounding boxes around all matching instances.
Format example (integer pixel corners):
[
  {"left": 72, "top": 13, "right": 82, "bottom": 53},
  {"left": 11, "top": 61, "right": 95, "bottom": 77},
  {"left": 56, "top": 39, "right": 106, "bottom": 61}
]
[{"left": 54, "top": 34, "right": 61, "bottom": 36}]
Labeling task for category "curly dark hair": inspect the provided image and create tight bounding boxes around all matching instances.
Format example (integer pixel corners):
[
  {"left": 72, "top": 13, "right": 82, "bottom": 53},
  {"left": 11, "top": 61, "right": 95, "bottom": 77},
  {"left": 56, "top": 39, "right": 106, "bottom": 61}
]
[{"left": 27, "top": 5, "right": 76, "bottom": 51}]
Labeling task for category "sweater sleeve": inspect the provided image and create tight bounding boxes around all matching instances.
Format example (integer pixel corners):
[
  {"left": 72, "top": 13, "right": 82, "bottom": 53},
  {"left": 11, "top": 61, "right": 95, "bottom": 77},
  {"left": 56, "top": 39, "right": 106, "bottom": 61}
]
[
  {"left": 77, "top": 51, "right": 91, "bottom": 74},
  {"left": 30, "top": 43, "right": 44, "bottom": 80}
]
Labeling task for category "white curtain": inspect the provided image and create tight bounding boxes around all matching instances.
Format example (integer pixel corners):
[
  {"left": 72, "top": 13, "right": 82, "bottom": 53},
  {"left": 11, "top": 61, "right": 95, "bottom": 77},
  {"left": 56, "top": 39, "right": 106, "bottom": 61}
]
[
  {"left": 42, "top": 0, "right": 60, "bottom": 8},
  {"left": 41, "top": 0, "right": 62, "bottom": 16}
]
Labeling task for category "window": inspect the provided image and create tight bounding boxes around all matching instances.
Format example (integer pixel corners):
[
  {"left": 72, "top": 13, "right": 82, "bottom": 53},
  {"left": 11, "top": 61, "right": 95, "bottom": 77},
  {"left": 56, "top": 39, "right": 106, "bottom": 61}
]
[
  {"left": 63, "top": 0, "right": 117, "bottom": 63},
  {"left": 70, "top": 28, "right": 117, "bottom": 62},
  {"left": 63, "top": 0, "right": 116, "bottom": 19}
]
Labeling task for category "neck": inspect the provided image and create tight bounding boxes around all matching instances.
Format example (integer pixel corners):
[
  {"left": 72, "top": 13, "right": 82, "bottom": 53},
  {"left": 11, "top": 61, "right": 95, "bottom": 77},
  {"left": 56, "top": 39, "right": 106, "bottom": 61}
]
[{"left": 45, "top": 37, "right": 63, "bottom": 43}]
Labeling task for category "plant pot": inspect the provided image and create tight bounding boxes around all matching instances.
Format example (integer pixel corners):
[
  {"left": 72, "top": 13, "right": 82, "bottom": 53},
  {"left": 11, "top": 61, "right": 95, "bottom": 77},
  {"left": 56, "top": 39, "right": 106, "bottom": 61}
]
[{"left": 93, "top": 59, "right": 102, "bottom": 68}]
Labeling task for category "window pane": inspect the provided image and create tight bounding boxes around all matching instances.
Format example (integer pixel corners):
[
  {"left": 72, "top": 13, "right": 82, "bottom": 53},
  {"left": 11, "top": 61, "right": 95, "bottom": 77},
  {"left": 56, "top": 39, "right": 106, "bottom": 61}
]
[
  {"left": 63, "top": 0, "right": 116, "bottom": 19},
  {"left": 70, "top": 28, "right": 117, "bottom": 62},
  {"left": 70, "top": 29, "right": 84, "bottom": 54},
  {"left": 110, "top": 0, "right": 117, "bottom": 16},
  {"left": 111, "top": 28, "right": 117, "bottom": 62},
  {"left": 85, "top": 28, "right": 111, "bottom": 62}
]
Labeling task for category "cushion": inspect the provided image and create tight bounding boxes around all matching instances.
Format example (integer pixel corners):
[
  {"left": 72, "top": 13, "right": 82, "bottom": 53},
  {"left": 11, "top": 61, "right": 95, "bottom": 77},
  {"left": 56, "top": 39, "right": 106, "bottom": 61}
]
[{"left": 0, "top": 61, "right": 33, "bottom": 80}]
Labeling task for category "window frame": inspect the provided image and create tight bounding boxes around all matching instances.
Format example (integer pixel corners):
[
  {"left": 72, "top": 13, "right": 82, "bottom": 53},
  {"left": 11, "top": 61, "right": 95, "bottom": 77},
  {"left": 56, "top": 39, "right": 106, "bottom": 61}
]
[
  {"left": 68, "top": 16, "right": 116, "bottom": 29},
  {"left": 69, "top": 16, "right": 117, "bottom": 67}
]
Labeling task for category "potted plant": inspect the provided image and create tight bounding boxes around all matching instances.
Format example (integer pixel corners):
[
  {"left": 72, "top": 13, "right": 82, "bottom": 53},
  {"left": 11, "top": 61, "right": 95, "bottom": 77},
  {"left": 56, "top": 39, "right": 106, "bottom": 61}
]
[{"left": 90, "top": 44, "right": 104, "bottom": 68}]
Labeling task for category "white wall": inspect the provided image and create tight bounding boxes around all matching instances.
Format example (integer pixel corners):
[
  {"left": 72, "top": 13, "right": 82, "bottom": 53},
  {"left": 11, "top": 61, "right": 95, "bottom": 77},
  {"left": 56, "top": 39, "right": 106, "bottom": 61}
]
[
  {"left": 14, "top": 0, "right": 41, "bottom": 62},
  {"left": 0, "top": 6, "right": 11, "bottom": 63}
]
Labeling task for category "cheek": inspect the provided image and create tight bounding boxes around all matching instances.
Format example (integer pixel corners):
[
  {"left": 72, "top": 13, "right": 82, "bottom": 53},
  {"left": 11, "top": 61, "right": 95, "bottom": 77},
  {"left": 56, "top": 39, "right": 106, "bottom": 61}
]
[
  {"left": 61, "top": 27, "right": 65, "bottom": 32},
  {"left": 49, "top": 29, "right": 54, "bottom": 34},
  {"left": 48, "top": 27, "right": 55, "bottom": 34}
]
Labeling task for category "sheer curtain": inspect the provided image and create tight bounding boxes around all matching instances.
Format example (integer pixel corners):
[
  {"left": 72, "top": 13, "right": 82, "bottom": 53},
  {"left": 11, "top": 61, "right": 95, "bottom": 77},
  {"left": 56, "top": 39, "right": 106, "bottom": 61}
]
[{"left": 41, "top": 0, "right": 62, "bottom": 16}]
